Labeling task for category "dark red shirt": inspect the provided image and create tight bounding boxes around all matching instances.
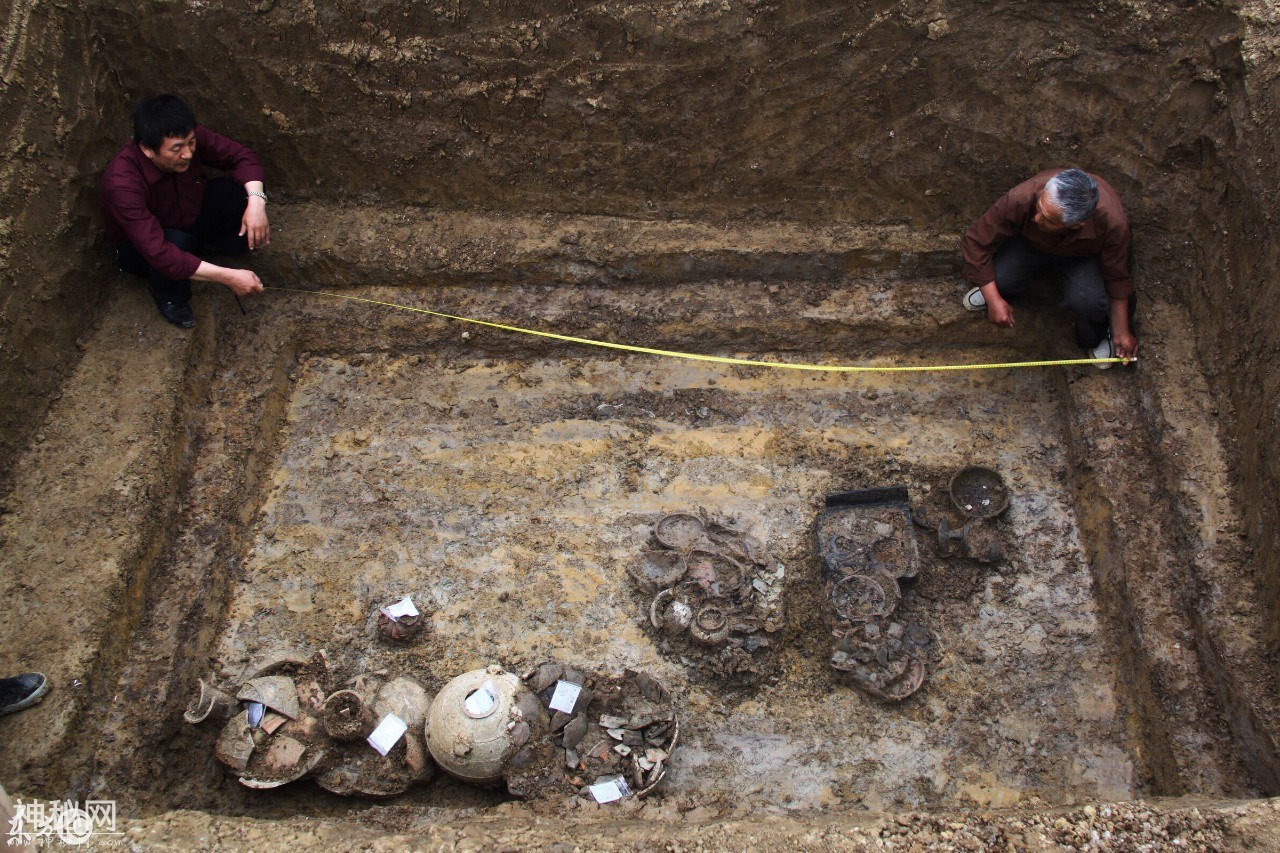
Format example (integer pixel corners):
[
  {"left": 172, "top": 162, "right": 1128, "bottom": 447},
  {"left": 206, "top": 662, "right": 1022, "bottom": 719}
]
[
  {"left": 962, "top": 169, "right": 1133, "bottom": 300},
  {"left": 99, "top": 125, "right": 265, "bottom": 281}
]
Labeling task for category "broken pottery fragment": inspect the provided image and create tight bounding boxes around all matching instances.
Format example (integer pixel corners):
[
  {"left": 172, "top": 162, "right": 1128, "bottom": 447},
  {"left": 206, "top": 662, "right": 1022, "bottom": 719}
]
[
  {"left": 686, "top": 550, "right": 746, "bottom": 596},
  {"left": 819, "top": 491, "right": 920, "bottom": 581},
  {"left": 184, "top": 678, "right": 239, "bottom": 724},
  {"left": 629, "top": 550, "right": 686, "bottom": 591},
  {"left": 525, "top": 662, "right": 563, "bottom": 694},
  {"left": 205, "top": 651, "right": 439, "bottom": 798},
  {"left": 237, "top": 675, "right": 302, "bottom": 720},
  {"left": 653, "top": 511, "right": 712, "bottom": 551},
  {"left": 403, "top": 733, "right": 432, "bottom": 781},
  {"left": 214, "top": 711, "right": 256, "bottom": 773},
  {"left": 314, "top": 722, "right": 436, "bottom": 798},
  {"left": 830, "top": 618, "right": 938, "bottom": 702},
  {"left": 562, "top": 714, "right": 588, "bottom": 750},
  {"left": 238, "top": 647, "right": 315, "bottom": 683},
  {"left": 817, "top": 485, "right": 943, "bottom": 700},
  {"left": 829, "top": 573, "right": 899, "bottom": 621},
  {"left": 690, "top": 605, "right": 731, "bottom": 645},
  {"left": 314, "top": 747, "right": 414, "bottom": 798},
  {"left": 373, "top": 677, "right": 431, "bottom": 732},
  {"left": 238, "top": 735, "right": 325, "bottom": 790},
  {"left": 259, "top": 712, "right": 290, "bottom": 735}
]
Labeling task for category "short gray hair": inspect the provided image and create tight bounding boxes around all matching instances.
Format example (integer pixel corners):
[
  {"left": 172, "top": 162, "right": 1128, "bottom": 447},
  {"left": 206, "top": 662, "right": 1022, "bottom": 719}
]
[{"left": 1044, "top": 168, "right": 1099, "bottom": 225}]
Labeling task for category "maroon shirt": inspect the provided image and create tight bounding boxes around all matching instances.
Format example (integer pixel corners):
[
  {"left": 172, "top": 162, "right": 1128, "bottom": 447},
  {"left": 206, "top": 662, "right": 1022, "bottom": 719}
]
[
  {"left": 962, "top": 169, "right": 1133, "bottom": 300},
  {"left": 99, "top": 125, "right": 265, "bottom": 281}
]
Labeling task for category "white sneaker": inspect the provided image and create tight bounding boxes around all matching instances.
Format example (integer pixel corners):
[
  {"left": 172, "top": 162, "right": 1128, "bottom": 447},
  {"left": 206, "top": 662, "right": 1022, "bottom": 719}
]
[
  {"left": 1088, "top": 331, "right": 1114, "bottom": 369},
  {"left": 962, "top": 287, "right": 986, "bottom": 311}
]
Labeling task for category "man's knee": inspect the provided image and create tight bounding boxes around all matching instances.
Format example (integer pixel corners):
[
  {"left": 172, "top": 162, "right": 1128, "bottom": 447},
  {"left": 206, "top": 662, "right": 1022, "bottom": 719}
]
[
  {"left": 992, "top": 237, "right": 1051, "bottom": 297},
  {"left": 200, "top": 177, "right": 248, "bottom": 230},
  {"left": 1061, "top": 282, "right": 1109, "bottom": 320},
  {"left": 1059, "top": 257, "right": 1107, "bottom": 318},
  {"left": 195, "top": 178, "right": 250, "bottom": 255},
  {"left": 115, "top": 244, "right": 150, "bottom": 278},
  {"left": 992, "top": 260, "right": 1031, "bottom": 299}
]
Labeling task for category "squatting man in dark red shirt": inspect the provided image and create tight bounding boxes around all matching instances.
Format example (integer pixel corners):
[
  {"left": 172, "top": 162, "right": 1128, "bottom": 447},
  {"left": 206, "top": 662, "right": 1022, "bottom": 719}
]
[
  {"left": 99, "top": 94, "right": 267, "bottom": 328},
  {"left": 960, "top": 168, "right": 1138, "bottom": 367}
]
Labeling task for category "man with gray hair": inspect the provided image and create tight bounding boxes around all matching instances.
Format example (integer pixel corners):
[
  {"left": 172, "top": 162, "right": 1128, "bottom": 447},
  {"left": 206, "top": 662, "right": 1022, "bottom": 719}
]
[{"left": 960, "top": 168, "right": 1137, "bottom": 365}]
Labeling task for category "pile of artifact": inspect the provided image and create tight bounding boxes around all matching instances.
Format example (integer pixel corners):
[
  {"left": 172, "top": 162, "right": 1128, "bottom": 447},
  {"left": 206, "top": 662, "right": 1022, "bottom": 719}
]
[
  {"left": 185, "top": 649, "right": 436, "bottom": 796},
  {"left": 817, "top": 487, "right": 940, "bottom": 701},
  {"left": 630, "top": 510, "right": 786, "bottom": 683},
  {"left": 911, "top": 465, "right": 1009, "bottom": 564},
  {"left": 507, "top": 663, "right": 679, "bottom": 801},
  {"left": 187, "top": 652, "right": 678, "bottom": 803}
]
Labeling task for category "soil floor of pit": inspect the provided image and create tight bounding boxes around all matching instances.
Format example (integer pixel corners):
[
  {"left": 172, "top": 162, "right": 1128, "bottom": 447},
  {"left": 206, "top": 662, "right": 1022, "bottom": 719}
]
[{"left": 210, "top": 347, "right": 1131, "bottom": 813}]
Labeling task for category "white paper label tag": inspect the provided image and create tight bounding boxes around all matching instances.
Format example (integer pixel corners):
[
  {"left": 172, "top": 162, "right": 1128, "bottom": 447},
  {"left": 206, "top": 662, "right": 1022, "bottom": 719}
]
[
  {"left": 588, "top": 775, "right": 633, "bottom": 803},
  {"left": 381, "top": 596, "right": 419, "bottom": 622},
  {"left": 464, "top": 682, "right": 498, "bottom": 718},
  {"left": 367, "top": 713, "right": 408, "bottom": 756},
  {"left": 548, "top": 680, "right": 582, "bottom": 714}
]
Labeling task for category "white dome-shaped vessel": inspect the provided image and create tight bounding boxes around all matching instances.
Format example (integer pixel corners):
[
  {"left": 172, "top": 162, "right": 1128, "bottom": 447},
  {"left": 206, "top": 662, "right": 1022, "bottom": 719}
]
[{"left": 425, "top": 664, "right": 531, "bottom": 786}]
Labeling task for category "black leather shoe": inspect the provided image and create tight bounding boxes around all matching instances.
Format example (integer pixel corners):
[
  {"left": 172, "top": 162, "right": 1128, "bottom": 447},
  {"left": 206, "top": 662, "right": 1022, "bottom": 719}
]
[
  {"left": 158, "top": 301, "right": 195, "bottom": 328},
  {"left": 0, "top": 672, "right": 48, "bottom": 716}
]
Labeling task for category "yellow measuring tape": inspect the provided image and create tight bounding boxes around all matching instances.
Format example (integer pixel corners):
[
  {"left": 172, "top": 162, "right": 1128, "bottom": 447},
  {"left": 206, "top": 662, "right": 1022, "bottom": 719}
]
[{"left": 267, "top": 286, "right": 1132, "bottom": 373}]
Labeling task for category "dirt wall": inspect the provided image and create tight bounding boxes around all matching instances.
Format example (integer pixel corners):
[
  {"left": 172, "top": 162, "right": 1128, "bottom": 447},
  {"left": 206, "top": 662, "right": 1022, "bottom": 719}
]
[
  {"left": 89, "top": 1, "right": 1235, "bottom": 265},
  {"left": 0, "top": 4, "right": 125, "bottom": 483},
  {"left": 1208, "top": 1, "right": 1280, "bottom": 684}
]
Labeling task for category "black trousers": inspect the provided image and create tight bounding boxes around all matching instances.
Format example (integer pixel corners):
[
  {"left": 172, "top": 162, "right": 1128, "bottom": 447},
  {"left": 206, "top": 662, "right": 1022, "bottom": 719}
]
[
  {"left": 115, "top": 176, "right": 250, "bottom": 307},
  {"left": 993, "top": 235, "right": 1111, "bottom": 349}
]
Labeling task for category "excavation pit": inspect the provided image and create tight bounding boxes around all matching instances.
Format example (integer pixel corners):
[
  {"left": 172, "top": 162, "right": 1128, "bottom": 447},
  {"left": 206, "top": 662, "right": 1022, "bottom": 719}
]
[{"left": 5, "top": 0, "right": 1280, "bottom": 843}]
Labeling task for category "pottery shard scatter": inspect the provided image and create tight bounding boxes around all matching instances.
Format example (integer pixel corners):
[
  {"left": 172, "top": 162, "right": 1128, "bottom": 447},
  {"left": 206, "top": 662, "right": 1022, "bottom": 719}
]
[{"left": 508, "top": 664, "right": 679, "bottom": 801}]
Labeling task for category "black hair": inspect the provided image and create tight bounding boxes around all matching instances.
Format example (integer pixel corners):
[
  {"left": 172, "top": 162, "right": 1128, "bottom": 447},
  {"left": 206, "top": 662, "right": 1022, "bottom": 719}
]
[{"left": 133, "top": 94, "right": 196, "bottom": 150}]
